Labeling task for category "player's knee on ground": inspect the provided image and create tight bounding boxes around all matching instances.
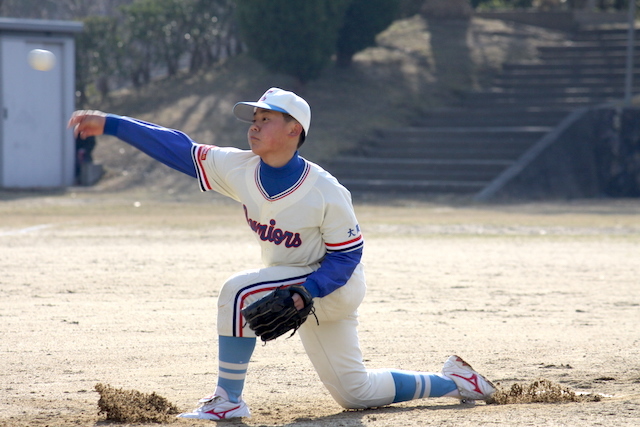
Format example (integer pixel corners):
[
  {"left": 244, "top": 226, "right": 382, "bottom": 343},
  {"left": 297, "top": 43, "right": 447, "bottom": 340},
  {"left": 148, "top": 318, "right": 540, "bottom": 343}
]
[{"left": 324, "top": 369, "right": 396, "bottom": 410}]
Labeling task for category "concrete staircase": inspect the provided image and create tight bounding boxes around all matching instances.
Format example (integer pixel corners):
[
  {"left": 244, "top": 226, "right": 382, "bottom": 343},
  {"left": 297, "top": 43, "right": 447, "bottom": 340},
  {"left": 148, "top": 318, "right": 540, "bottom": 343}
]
[{"left": 325, "top": 26, "right": 640, "bottom": 195}]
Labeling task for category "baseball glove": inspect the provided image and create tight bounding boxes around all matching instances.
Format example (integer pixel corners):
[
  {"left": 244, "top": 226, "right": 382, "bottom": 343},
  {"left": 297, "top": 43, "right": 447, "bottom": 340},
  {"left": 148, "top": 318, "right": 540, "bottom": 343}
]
[{"left": 241, "top": 285, "right": 315, "bottom": 342}]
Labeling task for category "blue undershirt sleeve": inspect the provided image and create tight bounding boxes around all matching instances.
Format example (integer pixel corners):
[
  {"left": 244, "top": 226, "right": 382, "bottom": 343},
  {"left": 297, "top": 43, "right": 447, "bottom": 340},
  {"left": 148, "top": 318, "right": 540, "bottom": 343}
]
[
  {"left": 303, "top": 247, "right": 363, "bottom": 298},
  {"left": 103, "top": 114, "right": 197, "bottom": 178}
]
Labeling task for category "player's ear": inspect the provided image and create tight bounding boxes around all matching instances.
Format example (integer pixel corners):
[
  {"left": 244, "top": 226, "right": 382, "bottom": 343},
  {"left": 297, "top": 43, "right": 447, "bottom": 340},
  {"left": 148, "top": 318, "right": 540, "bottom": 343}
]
[{"left": 288, "top": 122, "right": 303, "bottom": 138}]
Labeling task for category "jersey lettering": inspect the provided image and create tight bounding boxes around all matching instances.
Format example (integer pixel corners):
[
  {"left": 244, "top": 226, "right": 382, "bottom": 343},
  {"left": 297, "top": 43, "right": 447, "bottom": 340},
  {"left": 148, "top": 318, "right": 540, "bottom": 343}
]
[{"left": 243, "top": 205, "right": 302, "bottom": 248}]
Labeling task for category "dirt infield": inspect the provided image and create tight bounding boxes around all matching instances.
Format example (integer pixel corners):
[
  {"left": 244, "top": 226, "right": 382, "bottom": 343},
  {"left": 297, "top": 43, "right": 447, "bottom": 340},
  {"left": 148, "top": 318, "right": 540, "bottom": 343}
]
[{"left": 1, "top": 191, "right": 639, "bottom": 427}]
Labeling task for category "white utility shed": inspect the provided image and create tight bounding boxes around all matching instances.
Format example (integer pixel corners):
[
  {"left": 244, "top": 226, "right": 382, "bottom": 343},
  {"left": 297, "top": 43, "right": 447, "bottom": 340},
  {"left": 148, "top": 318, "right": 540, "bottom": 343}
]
[{"left": 0, "top": 17, "right": 82, "bottom": 188}]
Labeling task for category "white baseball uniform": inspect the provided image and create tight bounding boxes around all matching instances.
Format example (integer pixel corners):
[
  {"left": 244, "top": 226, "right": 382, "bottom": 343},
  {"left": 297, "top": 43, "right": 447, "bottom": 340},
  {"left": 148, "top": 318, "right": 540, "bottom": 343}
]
[
  {"left": 101, "top": 109, "right": 469, "bottom": 414},
  {"left": 191, "top": 143, "right": 396, "bottom": 408}
]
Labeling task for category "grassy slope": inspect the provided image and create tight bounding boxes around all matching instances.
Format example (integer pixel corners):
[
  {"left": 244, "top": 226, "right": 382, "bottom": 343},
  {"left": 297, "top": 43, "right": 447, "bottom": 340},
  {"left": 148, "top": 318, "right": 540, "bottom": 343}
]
[{"left": 88, "top": 15, "right": 565, "bottom": 196}]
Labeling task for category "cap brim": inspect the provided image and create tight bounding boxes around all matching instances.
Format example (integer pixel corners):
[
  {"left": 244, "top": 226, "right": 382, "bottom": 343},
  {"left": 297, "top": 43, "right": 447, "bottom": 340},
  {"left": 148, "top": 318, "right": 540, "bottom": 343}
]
[{"left": 233, "top": 101, "right": 288, "bottom": 123}]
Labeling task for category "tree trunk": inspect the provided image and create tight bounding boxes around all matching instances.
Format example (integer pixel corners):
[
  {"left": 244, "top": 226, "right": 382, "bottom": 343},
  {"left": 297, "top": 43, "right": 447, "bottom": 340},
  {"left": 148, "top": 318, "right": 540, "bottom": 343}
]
[{"left": 421, "top": 0, "right": 472, "bottom": 19}]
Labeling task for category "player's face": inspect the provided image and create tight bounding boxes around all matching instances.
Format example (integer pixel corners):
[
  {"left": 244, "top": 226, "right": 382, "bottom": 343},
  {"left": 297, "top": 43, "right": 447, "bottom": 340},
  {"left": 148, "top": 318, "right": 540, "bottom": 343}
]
[{"left": 248, "top": 108, "right": 297, "bottom": 166}]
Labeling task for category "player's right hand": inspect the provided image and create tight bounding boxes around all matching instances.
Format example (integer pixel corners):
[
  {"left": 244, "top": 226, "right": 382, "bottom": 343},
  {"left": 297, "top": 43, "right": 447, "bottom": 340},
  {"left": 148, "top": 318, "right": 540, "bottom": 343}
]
[{"left": 68, "top": 110, "right": 107, "bottom": 139}]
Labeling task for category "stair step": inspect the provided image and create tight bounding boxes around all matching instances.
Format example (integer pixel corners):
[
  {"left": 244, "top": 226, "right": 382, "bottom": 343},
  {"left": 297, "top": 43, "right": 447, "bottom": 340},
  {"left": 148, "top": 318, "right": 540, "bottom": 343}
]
[
  {"left": 422, "top": 105, "right": 572, "bottom": 114},
  {"left": 340, "top": 148, "right": 520, "bottom": 161},
  {"left": 417, "top": 107, "right": 570, "bottom": 117},
  {"left": 327, "top": 163, "right": 506, "bottom": 181},
  {"left": 368, "top": 132, "right": 543, "bottom": 144},
  {"left": 416, "top": 116, "right": 560, "bottom": 127},
  {"left": 500, "top": 68, "right": 640, "bottom": 77},
  {"left": 539, "top": 50, "right": 640, "bottom": 60},
  {"left": 535, "top": 55, "right": 640, "bottom": 62},
  {"left": 466, "top": 88, "right": 626, "bottom": 98},
  {"left": 330, "top": 157, "right": 512, "bottom": 166},
  {"left": 358, "top": 146, "right": 530, "bottom": 161},
  {"left": 572, "top": 28, "right": 636, "bottom": 40},
  {"left": 475, "top": 87, "right": 630, "bottom": 96},
  {"left": 462, "top": 95, "right": 616, "bottom": 107},
  {"left": 539, "top": 43, "right": 640, "bottom": 52},
  {"left": 567, "top": 37, "right": 640, "bottom": 45},
  {"left": 497, "top": 70, "right": 639, "bottom": 77},
  {"left": 503, "top": 58, "right": 640, "bottom": 69},
  {"left": 335, "top": 178, "right": 489, "bottom": 193},
  {"left": 365, "top": 145, "right": 542, "bottom": 155},
  {"left": 377, "top": 126, "right": 553, "bottom": 136},
  {"left": 373, "top": 127, "right": 550, "bottom": 145},
  {"left": 416, "top": 111, "right": 565, "bottom": 122},
  {"left": 493, "top": 77, "right": 640, "bottom": 87}
]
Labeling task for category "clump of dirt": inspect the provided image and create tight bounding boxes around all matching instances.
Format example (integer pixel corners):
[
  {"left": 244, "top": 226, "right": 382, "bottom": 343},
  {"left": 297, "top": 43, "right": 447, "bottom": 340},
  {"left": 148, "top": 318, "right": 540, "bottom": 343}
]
[
  {"left": 491, "top": 379, "right": 591, "bottom": 405},
  {"left": 95, "top": 383, "right": 180, "bottom": 423}
]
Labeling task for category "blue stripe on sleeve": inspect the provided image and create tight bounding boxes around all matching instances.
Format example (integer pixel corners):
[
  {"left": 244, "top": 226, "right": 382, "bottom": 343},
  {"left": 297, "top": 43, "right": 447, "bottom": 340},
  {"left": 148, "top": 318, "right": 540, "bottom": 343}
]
[
  {"left": 303, "top": 247, "right": 362, "bottom": 298},
  {"left": 104, "top": 114, "right": 197, "bottom": 178}
]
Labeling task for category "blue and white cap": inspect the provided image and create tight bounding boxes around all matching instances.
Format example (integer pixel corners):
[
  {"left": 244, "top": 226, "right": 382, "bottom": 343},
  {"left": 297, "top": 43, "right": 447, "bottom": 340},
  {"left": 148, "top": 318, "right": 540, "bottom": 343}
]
[{"left": 233, "top": 87, "right": 311, "bottom": 135}]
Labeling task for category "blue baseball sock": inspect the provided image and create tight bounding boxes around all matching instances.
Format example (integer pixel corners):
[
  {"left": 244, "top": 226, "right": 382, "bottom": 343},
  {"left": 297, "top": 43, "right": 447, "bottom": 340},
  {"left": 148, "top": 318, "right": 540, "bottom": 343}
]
[
  {"left": 391, "top": 370, "right": 458, "bottom": 403},
  {"left": 216, "top": 336, "right": 256, "bottom": 403}
]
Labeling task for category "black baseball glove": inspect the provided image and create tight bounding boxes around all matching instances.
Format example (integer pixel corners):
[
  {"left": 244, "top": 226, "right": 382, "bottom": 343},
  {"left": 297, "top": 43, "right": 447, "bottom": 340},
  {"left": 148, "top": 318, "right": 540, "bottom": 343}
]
[{"left": 241, "top": 284, "right": 315, "bottom": 342}]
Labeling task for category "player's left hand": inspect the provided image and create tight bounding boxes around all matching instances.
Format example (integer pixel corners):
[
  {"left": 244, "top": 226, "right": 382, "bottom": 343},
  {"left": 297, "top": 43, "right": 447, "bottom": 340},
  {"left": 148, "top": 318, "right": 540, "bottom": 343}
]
[{"left": 292, "top": 292, "right": 304, "bottom": 310}]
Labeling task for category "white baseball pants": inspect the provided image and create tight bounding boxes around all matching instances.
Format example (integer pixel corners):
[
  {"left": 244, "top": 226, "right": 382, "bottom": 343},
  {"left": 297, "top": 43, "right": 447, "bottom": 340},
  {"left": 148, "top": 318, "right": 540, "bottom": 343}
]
[{"left": 216, "top": 264, "right": 397, "bottom": 409}]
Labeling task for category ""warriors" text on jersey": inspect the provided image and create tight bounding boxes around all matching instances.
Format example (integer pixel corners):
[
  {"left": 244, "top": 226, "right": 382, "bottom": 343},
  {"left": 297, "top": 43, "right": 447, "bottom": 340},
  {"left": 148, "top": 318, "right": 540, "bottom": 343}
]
[{"left": 243, "top": 205, "right": 302, "bottom": 248}]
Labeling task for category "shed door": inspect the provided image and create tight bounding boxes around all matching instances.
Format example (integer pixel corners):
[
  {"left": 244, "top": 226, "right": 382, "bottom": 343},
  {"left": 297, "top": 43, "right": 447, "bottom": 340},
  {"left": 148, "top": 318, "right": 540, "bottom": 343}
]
[{"left": 1, "top": 38, "right": 64, "bottom": 188}]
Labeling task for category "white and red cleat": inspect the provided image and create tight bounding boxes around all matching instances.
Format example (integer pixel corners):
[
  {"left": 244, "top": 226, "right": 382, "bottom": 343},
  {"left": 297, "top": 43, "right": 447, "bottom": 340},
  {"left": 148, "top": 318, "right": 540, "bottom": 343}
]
[
  {"left": 177, "top": 394, "right": 251, "bottom": 420},
  {"left": 442, "top": 355, "right": 496, "bottom": 403}
]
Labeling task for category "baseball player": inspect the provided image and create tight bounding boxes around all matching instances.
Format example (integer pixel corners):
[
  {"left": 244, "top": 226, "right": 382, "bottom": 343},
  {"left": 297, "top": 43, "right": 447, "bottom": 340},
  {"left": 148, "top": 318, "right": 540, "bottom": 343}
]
[{"left": 68, "top": 88, "right": 495, "bottom": 420}]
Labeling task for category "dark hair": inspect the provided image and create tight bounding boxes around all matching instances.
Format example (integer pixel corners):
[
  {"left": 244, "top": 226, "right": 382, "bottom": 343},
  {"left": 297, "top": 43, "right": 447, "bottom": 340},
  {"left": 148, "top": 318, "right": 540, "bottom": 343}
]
[{"left": 282, "top": 113, "right": 306, "bottom": 148}]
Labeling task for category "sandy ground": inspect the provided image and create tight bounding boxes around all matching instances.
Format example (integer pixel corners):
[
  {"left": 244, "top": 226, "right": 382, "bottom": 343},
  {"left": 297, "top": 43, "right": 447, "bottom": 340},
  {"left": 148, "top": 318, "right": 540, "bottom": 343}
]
[{"left": 1, "top": 190, "right": 639, "bottom": 427}]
